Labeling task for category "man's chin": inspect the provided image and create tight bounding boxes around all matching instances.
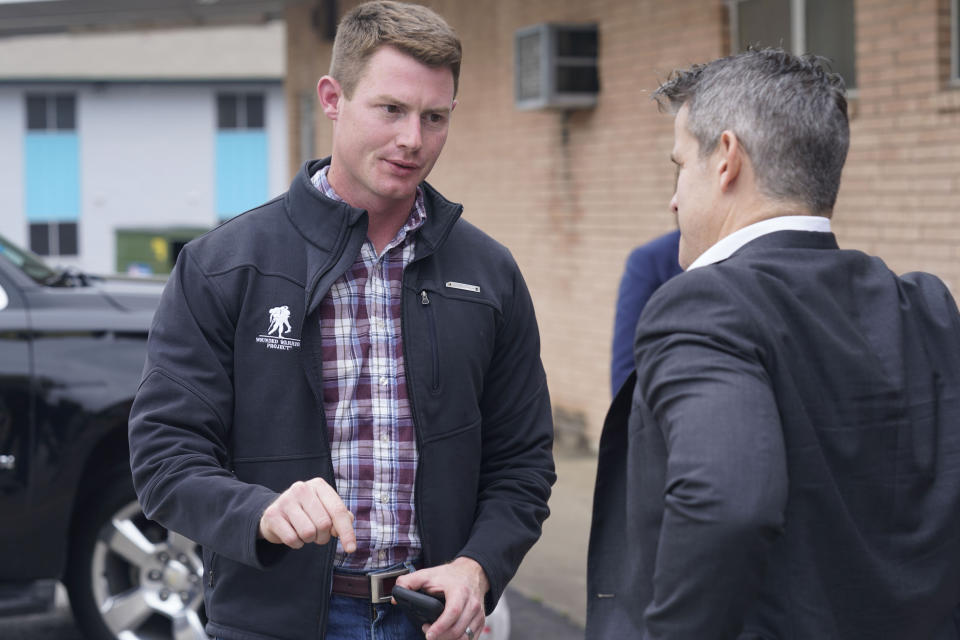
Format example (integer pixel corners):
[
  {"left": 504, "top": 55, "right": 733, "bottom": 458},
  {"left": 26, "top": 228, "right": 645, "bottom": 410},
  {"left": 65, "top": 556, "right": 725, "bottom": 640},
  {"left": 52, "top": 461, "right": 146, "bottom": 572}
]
[{"left": 376, "top": 176, "right": 424, "bottom": 200}]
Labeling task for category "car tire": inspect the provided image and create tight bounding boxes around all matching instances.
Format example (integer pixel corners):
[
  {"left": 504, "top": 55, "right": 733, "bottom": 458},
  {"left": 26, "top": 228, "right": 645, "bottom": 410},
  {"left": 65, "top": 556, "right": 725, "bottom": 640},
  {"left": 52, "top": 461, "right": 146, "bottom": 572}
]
[{"left": 65, "top": 471, "right": 206, "bottom": 640}]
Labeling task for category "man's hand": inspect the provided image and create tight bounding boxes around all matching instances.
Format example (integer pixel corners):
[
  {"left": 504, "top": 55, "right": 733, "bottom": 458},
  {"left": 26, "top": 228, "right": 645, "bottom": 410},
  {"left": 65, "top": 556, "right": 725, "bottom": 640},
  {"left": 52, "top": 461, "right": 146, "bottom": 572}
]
[
  {"left": 258, "top": 478, "right": 356, "bottom": 552},
  {"left": 395, "top": 557, "right": 489, "bottom": 640}
]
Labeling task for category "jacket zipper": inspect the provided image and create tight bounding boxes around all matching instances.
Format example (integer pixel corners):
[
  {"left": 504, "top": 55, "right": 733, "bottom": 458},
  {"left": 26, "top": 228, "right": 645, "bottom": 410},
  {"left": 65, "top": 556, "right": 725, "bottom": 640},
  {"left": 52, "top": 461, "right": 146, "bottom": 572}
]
[
  {"left": 398, "top": 201, "right": 464, "bottom": 576},
  {"left": 420, "top": 290, "right": 440, "bottom": 392},
  {"left": 207, "top": 552, "right": 217, "bottom": 587},
  {"left": 319, "top": 396, "right": 336, "bottom": 640},
  {"left": 404, "top": 283, "right": 430, "bottom": 568},
  {"left": 299, "top": 306, "right": 338, "bottom": 640}
]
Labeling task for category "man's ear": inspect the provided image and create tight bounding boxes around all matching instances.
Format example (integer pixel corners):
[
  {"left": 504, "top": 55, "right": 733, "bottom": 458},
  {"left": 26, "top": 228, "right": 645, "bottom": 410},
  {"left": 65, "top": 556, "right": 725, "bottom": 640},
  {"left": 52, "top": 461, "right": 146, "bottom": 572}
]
[
  {"left": 317, "top": 75, "right": 343, "bottom": 121},
  {"left": 716, "top": 130, "right": 743, "bottom": 193}
]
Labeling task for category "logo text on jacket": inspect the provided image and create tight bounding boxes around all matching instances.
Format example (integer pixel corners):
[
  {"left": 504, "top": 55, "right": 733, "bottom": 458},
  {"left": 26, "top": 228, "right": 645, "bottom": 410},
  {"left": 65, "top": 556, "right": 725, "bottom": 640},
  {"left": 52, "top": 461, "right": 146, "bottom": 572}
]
[{"left": 256, "top": 305, "right": 301, "bottom": 351}]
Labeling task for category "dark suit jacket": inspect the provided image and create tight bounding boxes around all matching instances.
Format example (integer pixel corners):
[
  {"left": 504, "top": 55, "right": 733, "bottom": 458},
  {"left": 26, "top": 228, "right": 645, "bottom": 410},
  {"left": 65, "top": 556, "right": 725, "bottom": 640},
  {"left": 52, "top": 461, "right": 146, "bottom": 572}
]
[
  {"left": 587, "top": 230, "right": 960, "bottom": 639},
  {"left": 611, "top": 230, "right": 683, "bottom": 395}
]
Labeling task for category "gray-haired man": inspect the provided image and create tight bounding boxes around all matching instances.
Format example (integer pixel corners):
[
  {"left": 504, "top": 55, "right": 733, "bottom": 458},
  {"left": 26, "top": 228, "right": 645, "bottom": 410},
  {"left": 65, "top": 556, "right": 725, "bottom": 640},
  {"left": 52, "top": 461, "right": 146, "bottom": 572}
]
[{"left": 587, "top": 48, "right": 960, "bottom": 639}]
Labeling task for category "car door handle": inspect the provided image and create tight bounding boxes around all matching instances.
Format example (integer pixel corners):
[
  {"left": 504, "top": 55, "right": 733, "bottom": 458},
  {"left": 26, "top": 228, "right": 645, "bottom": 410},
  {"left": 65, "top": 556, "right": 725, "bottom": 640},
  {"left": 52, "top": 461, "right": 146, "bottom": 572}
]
[{"left": 0, "top": 455, "right": 15, "bottom": 471}]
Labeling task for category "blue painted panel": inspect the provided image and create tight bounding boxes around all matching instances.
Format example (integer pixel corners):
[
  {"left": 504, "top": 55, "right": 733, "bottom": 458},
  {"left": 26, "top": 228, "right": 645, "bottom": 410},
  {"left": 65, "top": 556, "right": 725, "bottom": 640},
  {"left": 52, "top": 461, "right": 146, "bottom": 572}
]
[
  {"left": 216, "top": 131, "right": 268, "bottom": 218},
  {"left": 24, "top": 132, "right": 79, "bottom": 222}
]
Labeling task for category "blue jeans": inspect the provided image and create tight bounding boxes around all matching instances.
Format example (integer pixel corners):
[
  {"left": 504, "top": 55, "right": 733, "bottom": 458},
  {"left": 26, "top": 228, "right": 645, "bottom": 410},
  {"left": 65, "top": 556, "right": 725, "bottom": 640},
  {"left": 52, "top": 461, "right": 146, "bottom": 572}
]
[
  {"left": 213, "top": 562, "right": 424, "bottom": 640},
  {"left": 325, "top": 594, "right": 424, "bottom": 640},
  {"left": 212, "top": 596, "right": 421, "bottom": 640}
]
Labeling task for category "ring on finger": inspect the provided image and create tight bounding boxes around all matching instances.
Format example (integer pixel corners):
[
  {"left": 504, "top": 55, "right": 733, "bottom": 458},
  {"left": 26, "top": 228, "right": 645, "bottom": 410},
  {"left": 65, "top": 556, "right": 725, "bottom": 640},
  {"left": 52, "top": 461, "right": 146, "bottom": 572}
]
[{"left": 465, "top": 626, "right": 475, "bottom": 640}]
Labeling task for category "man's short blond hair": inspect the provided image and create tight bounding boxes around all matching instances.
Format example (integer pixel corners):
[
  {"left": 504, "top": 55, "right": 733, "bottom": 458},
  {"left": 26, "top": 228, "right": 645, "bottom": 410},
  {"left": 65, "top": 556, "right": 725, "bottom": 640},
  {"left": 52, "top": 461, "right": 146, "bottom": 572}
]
[{"left": 330, "top": 0, "right": 462, "bottom": 98}]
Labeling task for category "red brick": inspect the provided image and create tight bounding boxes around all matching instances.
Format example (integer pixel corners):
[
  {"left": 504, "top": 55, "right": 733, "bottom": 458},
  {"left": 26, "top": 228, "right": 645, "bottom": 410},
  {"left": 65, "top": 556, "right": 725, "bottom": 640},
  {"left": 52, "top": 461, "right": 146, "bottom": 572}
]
[{"left": 284, "top": 0, "right": 960, "bottom": 448}]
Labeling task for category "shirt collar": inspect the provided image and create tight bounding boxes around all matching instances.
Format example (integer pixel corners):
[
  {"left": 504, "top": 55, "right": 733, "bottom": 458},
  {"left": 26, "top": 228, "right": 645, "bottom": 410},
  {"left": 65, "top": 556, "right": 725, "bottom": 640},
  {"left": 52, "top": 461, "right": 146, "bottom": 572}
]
[
  {"left": 310, "top": 164, "right": 427, "bottom": 253},
  {"left": 686, "top": 215, "right": 832, "bottom": 271},
  {"left": 311, "top": 164, "right": 339, "bottom": 201}
]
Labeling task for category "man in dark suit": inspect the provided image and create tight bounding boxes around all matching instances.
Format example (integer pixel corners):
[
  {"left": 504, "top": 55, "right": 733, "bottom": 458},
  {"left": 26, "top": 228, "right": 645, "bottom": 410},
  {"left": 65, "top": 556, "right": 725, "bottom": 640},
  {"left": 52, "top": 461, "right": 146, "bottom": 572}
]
[{"left": 587, "top": 48, "right": 960, "bottom": 640}]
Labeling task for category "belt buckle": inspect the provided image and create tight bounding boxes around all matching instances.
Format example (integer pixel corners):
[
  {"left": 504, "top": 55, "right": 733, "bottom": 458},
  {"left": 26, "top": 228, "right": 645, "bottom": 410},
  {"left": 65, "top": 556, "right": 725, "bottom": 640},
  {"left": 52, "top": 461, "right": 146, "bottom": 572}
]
[{"left": 369, "top": 567, "right": 408, "bottom": 604}]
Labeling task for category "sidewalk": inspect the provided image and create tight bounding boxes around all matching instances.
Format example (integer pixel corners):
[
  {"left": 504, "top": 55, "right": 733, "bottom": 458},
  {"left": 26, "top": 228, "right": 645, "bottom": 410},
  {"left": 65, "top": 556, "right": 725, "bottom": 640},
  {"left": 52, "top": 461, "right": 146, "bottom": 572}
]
[{"left": 510, "top": 449, "right": 598, "bottom": 630}]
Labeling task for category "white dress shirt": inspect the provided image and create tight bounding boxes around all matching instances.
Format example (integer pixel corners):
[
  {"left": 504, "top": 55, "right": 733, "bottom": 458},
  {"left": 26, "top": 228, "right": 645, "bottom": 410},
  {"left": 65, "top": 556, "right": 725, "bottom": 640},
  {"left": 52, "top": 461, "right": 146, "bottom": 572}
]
[{"left": 686, "top": 215, "right": 832, "bottom": 271}]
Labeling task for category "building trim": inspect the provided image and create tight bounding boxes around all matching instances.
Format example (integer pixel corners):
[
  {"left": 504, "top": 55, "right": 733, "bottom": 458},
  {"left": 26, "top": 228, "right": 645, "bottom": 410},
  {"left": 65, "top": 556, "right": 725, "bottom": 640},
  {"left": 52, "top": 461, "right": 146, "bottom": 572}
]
[{"left": 0, "top": 77, "right": 282, "bottom": 86}]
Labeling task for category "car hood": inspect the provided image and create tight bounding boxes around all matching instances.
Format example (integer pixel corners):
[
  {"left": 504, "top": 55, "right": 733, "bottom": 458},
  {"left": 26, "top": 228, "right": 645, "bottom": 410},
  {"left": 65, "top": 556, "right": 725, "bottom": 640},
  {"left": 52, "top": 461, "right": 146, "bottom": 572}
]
[
  {"left": 93, "top": 276, "right": 166, "bottom": 312},
  {"left": 23, "top": 275, "right": 166, "bottom": 334}
]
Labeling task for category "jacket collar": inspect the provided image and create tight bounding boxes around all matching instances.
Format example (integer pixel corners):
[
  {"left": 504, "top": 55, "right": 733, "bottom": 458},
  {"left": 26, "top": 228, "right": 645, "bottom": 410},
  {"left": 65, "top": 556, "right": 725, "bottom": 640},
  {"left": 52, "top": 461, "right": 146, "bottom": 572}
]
[
  {"left": 688, "top": 215, "right": 832, "bottom": 270},
  {"left": 284, "top": 157, "right": 464, "bottom": 258},
  {"left": 285, "top": 158, "right": 366, "bottom": 253},
  {"left": 729, "top": 228, "right": 840, "bottom": 260},
  {"left": 286, "top": 158, "right": 464, "bottom": 316}
]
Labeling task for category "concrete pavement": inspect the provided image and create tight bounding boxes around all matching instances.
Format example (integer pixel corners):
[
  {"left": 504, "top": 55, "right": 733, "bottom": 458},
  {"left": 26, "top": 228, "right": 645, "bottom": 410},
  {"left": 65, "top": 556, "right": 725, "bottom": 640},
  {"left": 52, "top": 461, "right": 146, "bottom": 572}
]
[{"left": 510, "top": 449, "right": 598, "bottom": 631}]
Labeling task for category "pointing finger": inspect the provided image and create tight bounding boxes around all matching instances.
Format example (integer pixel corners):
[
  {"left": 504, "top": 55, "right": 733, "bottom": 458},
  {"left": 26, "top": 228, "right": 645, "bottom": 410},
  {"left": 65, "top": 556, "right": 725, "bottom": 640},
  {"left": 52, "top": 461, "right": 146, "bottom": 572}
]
[{"left": 310, "top": 479, "right": 357, "bottom": 553}]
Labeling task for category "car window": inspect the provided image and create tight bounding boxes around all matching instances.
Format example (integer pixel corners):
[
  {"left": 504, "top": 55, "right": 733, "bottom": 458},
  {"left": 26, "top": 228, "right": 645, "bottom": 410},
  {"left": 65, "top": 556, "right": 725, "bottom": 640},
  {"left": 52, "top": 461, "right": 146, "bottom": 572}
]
[{"left": 0, "top": 234, "right": 56, "bottom": 284}]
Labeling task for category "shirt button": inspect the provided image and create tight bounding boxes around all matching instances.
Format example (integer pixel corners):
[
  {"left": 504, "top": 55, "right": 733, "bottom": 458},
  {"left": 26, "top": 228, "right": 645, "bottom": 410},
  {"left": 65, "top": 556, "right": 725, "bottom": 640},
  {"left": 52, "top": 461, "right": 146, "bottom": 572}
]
[
  {"left": 379, "top": 550, "right": 387, "bottom": 560},
  {"left": 380, "top": 494, "right": 388, "bottom": 504},
  {"left": 380, "top": 434, "right": 389, "bottom": 443},
  {"left": 379, "top": 376, "right": 388, "bottom": 386}
]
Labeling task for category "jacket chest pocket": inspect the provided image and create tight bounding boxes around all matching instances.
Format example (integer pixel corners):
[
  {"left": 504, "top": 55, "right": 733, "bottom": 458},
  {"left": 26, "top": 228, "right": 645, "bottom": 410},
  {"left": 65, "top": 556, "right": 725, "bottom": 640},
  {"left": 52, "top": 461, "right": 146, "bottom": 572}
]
[
  {"left": 417, "top": 289, "right": 442, "bottom": 391},
  {"left": 407, "top": 283, "right": 497, "bottom": 434}
]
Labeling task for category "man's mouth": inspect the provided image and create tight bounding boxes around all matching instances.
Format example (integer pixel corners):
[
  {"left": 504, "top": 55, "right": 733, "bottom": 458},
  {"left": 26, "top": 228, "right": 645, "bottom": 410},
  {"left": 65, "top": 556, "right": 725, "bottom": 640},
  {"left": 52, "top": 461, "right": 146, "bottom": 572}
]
[{"left": 385, "top": 159, "right": 419, "bottom": 171}]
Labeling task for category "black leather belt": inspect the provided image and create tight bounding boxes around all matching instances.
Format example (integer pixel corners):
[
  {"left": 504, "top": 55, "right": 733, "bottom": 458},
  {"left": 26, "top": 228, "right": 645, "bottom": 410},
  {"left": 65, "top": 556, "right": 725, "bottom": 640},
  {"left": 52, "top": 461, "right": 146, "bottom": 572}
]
[{"left": 332, "top": 565, "right": 419, "bottom": 603}]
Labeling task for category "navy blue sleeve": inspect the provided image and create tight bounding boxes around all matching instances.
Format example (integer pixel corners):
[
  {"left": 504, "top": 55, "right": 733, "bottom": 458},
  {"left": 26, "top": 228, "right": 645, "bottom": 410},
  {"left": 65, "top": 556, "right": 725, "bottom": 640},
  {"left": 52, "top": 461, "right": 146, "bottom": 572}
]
[{"left": 610, "top": 231, "right": 682, "bottom": 395}]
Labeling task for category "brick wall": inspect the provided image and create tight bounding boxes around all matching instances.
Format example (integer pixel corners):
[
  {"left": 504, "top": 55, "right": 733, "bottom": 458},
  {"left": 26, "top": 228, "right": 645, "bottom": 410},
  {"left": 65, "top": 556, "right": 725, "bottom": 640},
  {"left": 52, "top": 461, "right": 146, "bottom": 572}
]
[
  {"left": 284, "top": 2, "right": 334, "bottom": 175},
  {"left": 285, "top": 0, "right": 960, "bottom": 449},
  {"left": 837, "top": 0, "right": 960, "bottom": 294}
]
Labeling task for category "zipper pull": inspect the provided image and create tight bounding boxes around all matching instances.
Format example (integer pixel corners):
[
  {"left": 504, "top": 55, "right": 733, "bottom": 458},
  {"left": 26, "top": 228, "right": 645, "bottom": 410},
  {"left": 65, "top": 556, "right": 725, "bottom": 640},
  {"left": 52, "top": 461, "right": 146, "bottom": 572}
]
[{"left": 420, "top": 290, "right": 430, "bottom": 305}]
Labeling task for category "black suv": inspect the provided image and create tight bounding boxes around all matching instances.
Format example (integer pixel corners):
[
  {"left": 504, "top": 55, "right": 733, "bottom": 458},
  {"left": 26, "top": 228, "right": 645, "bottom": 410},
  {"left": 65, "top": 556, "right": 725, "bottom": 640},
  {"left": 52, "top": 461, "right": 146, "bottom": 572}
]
[{"left": 0, "top": 234, "right": 206, "bottom": 640}]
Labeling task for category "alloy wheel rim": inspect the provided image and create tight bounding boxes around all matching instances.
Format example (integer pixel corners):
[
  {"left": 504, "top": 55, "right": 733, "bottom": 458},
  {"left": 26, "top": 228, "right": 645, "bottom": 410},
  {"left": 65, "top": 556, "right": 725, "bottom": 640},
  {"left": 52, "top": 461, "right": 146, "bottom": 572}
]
[{"left": 90, "top": 500, "right": 206, "bottom": 640}]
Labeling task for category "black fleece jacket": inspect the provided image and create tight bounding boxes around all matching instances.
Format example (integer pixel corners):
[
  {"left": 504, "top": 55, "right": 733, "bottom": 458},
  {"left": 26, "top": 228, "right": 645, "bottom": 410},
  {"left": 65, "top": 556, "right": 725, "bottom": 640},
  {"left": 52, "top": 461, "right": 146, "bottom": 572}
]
[{"left": 129, "top": 158, "right": 555, "bottom": 640}]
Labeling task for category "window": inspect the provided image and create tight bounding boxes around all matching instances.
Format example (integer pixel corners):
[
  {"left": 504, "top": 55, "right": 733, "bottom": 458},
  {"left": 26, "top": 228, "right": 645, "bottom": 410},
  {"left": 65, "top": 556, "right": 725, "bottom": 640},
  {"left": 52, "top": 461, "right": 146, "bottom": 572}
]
[
  {"left": 29, "top": 222, "right": 78, "bottom": 257},
  {"left": 729, "top": 0, "right": 856, "bottom": 89},
  {"left": 26, "top": 94, "right": 75, "bottom": 131},
  {"left": 24, "top": 93, "right": 80, "bottom": 257},
  {"left": 217, "top": 93, "right": 265, "bottom": 130},
  {"left": 215, "top": 92, "right": 268, "bottom": 219}
]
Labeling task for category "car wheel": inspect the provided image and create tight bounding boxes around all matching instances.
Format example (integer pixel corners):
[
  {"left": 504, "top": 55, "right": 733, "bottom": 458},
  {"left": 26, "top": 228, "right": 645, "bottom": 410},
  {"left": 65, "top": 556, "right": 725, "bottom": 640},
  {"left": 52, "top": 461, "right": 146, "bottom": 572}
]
[{"left": 65, "top": 473, "right": 206, "bottom": 640}]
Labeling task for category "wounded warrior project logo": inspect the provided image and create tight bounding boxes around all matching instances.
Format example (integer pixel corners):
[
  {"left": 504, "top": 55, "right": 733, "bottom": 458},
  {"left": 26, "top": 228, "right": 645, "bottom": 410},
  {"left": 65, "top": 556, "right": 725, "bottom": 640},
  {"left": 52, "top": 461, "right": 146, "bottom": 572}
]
[{"left": 256, "top": 305, "right": 301, "bottom": 351}]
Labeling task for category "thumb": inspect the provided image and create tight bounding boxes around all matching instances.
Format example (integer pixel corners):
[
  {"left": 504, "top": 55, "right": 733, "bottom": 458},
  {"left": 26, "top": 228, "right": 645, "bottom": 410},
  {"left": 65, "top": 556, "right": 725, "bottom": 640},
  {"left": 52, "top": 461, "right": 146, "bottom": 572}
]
[{"left": 395, "top": 568, "right": 431, "bottom": 592}]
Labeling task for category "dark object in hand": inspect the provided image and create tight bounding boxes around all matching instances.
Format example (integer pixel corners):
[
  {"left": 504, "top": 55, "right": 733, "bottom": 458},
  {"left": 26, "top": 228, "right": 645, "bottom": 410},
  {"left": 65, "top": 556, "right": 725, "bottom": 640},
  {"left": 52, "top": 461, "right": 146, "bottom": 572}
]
[{"left": 392, "top": 585, "right": 445, "bottom": 626}]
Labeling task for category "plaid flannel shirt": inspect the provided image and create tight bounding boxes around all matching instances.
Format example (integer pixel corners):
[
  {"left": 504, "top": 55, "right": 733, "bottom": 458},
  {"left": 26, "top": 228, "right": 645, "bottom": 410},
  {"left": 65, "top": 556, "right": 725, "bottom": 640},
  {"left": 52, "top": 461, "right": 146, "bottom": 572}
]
[{"left": 311, "top": 166, "right": 425, "bottom": 570}]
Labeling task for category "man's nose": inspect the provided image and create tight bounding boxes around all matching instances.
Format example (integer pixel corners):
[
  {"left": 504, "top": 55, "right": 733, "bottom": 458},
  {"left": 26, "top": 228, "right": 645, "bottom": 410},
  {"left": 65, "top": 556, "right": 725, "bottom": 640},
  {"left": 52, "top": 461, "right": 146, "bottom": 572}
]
[{"left": 397, "top": 116, "right": 422, "bottom": 150}]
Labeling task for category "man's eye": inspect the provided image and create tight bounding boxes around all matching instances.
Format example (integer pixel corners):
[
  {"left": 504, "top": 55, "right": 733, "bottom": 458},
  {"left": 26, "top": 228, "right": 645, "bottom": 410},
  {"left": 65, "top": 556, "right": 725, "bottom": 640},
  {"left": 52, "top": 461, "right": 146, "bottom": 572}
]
[
  {"left": 383, "top": 105, "right": 400, "bottom": 114},
  {"left": 425, "top": 113, "right": 445, "bottom": 124}
]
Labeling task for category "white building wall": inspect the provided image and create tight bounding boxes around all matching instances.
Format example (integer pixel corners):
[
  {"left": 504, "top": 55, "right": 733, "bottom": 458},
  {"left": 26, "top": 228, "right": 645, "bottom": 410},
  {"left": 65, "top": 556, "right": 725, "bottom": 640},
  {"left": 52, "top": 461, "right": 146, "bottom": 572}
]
[
  {"left": 0, "top": 81, "right": 287, "bottom": 274},
  {"left": 0, "top": 88, "right": 25, "bottom": 247},
  {"left": 80, "top": 83, "right": 216, "bottom": 274},
  {"left": 266, "top": 85, "right": 290, "bottom": 197}
]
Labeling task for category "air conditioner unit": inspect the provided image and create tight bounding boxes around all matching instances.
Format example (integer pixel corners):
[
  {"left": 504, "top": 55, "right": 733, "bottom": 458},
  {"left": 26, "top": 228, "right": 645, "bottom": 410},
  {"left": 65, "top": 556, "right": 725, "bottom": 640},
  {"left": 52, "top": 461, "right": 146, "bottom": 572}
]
[{"left": 514, "top": 22, "right": 599, "bottom": 110}]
